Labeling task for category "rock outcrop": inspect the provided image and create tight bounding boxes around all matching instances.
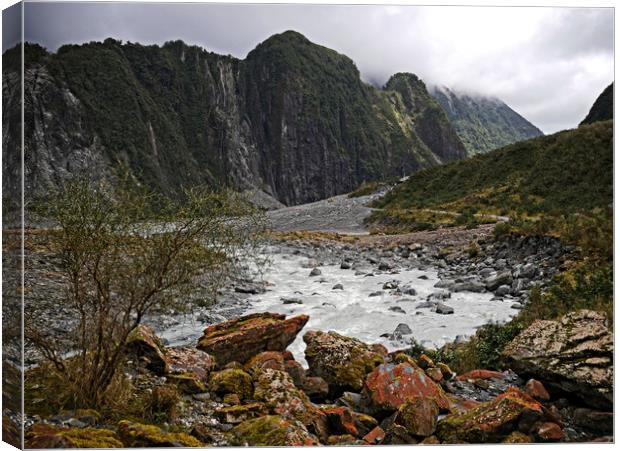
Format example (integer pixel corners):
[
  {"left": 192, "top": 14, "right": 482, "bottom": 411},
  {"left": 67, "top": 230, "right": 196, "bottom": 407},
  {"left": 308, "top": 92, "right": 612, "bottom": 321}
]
[
  {"left": 502, "top": 310, "right": 613, "bottom": 409},
  {"left": 197, "top": 313, "right": 308, "bottom": 366},
  {"left": 303, "top": 330, "right": 386, "bottom": 395},
  {"left": 4, "top": 33, "right": 467, "bottom": 207}
]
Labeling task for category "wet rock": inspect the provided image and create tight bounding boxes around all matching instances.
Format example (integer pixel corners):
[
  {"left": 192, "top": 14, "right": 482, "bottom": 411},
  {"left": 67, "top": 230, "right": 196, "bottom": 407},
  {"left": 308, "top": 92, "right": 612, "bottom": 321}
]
[
  {"left": 435, "top": 387, "right": 546, "bottom": 443},
  {"left": 309, "top": 268, "right": 322, "bottom": 276},
  {"left": 503, "top": 310, "right": 613, "bottom": 409},
  {"left": 230, "top": 415, "right": 319, "bottom": 446},
  {"left": 393, "top": 323, "right": 412, "bottom": 337},
  {"left": 209, "top": 368, "right": 254, "bottom": 400},
  {"left": 234, "top": 284, "right": 266, "bottom": 295},
  {"left": 435, "top": 303, "right": 454, "bottom": 315},
  {"left": 401, "top": 286, "right": 417, "bottom": 296},
  {"left": 452, "top": 281, "right": 486, "bottom": 293},
  {"left": 485, "top": 271, "right": 513, "bottom": 291},
  {"left": 495, "top": 285, "right": 511, "bottom": 296},
  {"left": 340, "top": 261, "right": 351, "bottom": 270},
  {"left": 388, "top": 306, "right": 406, "bottom": 314},
  {"left": 535, "top": 422, "right": 564, "bottom": 442},
  {"left": 524, "top": 379, "right": 550, "bottom": 402},
  {"left": 26, "top": 424, "right": 123, "bottom": 448},
  {"left": 383, "top": 280, "right": 399, "bottom": 290},
  {"left": 125, "top": 325, "right": 169, "bottom": 375},
  {"left": 117, "top": 421, "right": 202, "bottom": 447},
  {"left": 416, "top": 301, "right": 436, "bottom": 309},
  {"left": 197, "top": 313, "right": 308, "bottom": 366},
  {"left": 361, "top": 363, "right": 450, "bottom": 416},
  {"left": 332, "top": 283, "right": 344, "bottom": 290},
  {"left": 369, "top": 291, "right": 382, "bottom": 297},
  {"left": 281, "top": 296, "right": 303, "bottom": 304},
  {"left": 304, "top": 330, "right": 385, "bottom": 395}
]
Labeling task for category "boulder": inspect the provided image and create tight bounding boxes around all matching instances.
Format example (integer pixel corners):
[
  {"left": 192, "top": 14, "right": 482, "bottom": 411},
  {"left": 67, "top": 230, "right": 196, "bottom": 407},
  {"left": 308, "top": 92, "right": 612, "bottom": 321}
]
[
  {"left": 309, "top": 268, "right": 322, "bottom": 276},
  {"left": 25, "top": 424, "right": 123, "bottom": 448},
  {"left": 535, "top": 422, "right": 563, "bottom": 442},
  {"left": 435, "top": 303, "right": 454, "bottom": 315},
  {"left": 362, "top": 426, "right": 385, "bottom": 444},
  {"left": 485, "top": 271, "right": 513, "bottom": 291},
  {"left": 209, "top": 368, "right": 254, "bottom": 400},
  {"left": 435, "top": 387, "right": 547, "bottom": 443},
  {"left": 117, "top": 421, "right": 202, "bottom": 447},
  {"left": 197, "top": 313, "right": 308, "bottom": 366},
  {"left": 253, "top": 368, "right": 329, "bottom": 441},
  {"left": 230, "top": 416, "right": 319, "bottom": 446},
  {"left": 321, "top": 406, "right": 359, "bottom": 437},
  {"left": 524, "top": 379, "right": 550, "bottom": 402},
  {"left": 304, "top": 330, "right": 385, "bottom": 395},
  {"left": 302, "top": 377, "right": 329, "bottom": 402},
  {"left": 360, "top": 363, "right": 450, "bottom": 416},
  {"left": 244, "top": 351, "right": 286, "bottom": 373},
  {"left": 125, "top": 325, "right": 168, "bottom": 375},
  {"left": 214, "top": 403, "right": 265, "bottom": 424},
  {"left": 166, "top": 346, "right": 216, "bottom": 382},
  {"left": 394, "top": 397, "right": 440, "bottom": 437},
  {"left": 502, "top": 310, "right": 613, "bottom": 409}
]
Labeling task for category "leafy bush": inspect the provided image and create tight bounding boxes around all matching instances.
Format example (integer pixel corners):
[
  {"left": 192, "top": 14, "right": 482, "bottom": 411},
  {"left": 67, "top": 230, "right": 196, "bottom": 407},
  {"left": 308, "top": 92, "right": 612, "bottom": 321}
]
[{"left": 25, "top": 178, "right": 264, "bottom": 409}]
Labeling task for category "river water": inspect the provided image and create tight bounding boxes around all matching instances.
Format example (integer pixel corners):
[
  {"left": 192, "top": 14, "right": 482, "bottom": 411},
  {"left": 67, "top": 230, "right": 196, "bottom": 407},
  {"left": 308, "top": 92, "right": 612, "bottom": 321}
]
[{"left": 157, "top": 245, "right": 519, "bottom": 366}]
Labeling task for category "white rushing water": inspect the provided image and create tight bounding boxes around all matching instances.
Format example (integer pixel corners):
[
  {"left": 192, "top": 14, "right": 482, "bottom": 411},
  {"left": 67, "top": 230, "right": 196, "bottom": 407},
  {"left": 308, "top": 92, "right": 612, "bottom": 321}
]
[
  {"left": 243, "top": 250, "right": 519, "bottom": 365},
  {"left": 157, "top": 247, "right": 519, "bottom": 366}
]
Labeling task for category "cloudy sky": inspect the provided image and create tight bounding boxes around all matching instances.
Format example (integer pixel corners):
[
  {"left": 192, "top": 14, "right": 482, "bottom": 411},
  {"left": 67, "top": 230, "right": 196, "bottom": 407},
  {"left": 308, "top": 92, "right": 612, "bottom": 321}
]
[{"left": 5, "top": 2, "right": 615, "bottom": 133}]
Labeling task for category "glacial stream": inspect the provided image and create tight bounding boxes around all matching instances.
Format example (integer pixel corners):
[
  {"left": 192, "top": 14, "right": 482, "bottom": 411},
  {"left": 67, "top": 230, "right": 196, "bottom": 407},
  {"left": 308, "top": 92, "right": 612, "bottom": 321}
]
[{"left": 157, "top": 245, "right": 519, "bottom": 366}]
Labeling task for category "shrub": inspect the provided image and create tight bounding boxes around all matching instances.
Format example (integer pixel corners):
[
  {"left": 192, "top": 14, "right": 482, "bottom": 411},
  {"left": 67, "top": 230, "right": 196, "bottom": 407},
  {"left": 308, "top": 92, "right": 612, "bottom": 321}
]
[{"left": 25, "top": 178, "right": 264, "bottom": 409}]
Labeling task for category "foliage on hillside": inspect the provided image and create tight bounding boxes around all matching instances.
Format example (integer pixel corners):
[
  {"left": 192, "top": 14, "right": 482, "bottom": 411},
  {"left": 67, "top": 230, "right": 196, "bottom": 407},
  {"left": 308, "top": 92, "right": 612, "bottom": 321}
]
[
  {"left": 373, "top": 121, "right": 613, "bottom": 373},
  {"left": 373, "top": 120, "right": 612, "bottom": 217},
  {"left": 581, "top": 82, "right": 613, "bottom": 125},
  {"left": 430, "top": 86, "right": 543, "bottom": 155}
]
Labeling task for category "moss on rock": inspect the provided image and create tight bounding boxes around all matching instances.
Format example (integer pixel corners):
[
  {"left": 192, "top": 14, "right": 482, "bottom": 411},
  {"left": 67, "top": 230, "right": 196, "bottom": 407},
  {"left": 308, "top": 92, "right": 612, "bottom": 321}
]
[
  {"left": 117, "top": 420, "right": 203, "bottom": 447},
  {"left": 230, "top": 415, "right": 319, "bottom": 446},
  {"left": 209, "top": 368, "right": 254, "bottom": 399}
]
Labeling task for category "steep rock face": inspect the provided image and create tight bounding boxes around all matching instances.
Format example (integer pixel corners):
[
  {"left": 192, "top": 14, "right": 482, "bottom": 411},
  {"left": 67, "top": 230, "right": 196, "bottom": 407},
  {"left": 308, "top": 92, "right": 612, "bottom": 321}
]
[
  {"left": 385, "top": 74, "right": 466, "bottom": 162},
  {"left": 502, "top": 310, "right": 613, "bottom": 409},
  {"left": 3, "top": 32, "right": 467, "bottom": 206},
  {"left": 430, "top": 85, "right": 543, "bottom": 155},
  {"left": 581, "top": 83, "right": 613, "bottom": 125}
]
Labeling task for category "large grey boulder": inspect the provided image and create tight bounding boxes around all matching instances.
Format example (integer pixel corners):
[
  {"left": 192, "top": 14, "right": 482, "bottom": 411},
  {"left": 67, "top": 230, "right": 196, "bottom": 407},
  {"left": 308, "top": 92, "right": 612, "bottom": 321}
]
[{"left": 502, "top": 310, "right": 613, "bottom": 409}]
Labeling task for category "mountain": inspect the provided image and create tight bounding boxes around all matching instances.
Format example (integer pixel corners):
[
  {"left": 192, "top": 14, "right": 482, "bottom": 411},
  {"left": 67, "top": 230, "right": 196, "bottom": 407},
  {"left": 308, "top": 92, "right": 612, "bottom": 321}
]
[
  {"left": 581, "top": 83, "right": 613, "bottom": 125},
  {"left": 373, "top": 120, "right": 612, "bottom": 216},
  {"left": 429, "top": 85, "right": 543, "bottom": 156},
  {"left": 2, "top": 31, "right": 466, "bottom": 207}
]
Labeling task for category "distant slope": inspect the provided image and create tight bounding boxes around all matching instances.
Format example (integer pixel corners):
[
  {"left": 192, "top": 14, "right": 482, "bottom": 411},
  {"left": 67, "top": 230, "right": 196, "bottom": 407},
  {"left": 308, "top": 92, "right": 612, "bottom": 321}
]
[
  {"left": 581, "top": 83, "right": 613, "bottom": 125},
  {"left": 430, "top": 85, "right": 543, "bottom": 156},
  {"left": 373, "top": 120, "right": 612, "bottom": 217}
]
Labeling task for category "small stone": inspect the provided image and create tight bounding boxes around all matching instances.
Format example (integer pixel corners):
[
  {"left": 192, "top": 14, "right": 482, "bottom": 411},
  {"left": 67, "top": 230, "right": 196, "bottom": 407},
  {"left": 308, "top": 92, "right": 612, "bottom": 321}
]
[
  {"left": 309, "top": 268, "right": 322, "bottom": 276},
  {"left": 340, "top": 262, "right": 351, "bottom": 270},
  {"left": 369, "top": 291, "right": 382, "bottom": 297},
  {"left": 536, "top": 422, "right": 564, "bottom": 442},
  {"left": 281, "top": 297, "right": 303, "bottom": 304},
  {"left": 389, "top": 306, "right": 406, "bottom": 314},
  {"left": 426, "top": 367, "right": 444, "bottom": 382},
  {"left": 524, "top": 379, "right": 550, "bottom": 402},
  {"left": 332, "top": 283, "right": 344, "bottom": 290},
  {"left": 435, "top": 303, "right": 454, "bottom": 315},
  {"left": 363, "top": 426, "right": 385, "bottom": 444}
]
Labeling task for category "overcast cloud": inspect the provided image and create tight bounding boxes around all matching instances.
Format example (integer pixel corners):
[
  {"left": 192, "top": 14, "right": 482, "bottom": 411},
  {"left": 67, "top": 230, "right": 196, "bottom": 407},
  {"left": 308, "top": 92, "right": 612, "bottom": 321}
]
[{"left": 8, "top": 2, "right": 615, "bottom": 133}]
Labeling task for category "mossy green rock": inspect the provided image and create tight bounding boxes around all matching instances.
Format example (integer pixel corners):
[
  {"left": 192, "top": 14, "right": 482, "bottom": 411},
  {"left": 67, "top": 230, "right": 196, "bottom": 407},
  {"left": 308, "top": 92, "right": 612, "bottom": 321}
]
[
  {"left": 230, "top": 415, "right": 319, "bottom": 446},
  {"left": 435, "top": 388, "right": 544, "bottom": 443},
  {"left": 26, "top": 424, "right": 123, "bottom": 448},
  {"left": 126, "top": 325, "right": 168, "bottom": 375},
  {"left": 168, "top": 373, "right": 207, "bottom": 394},
  {"left": 209, "top": 368, "right": 254, "bottom": 399},
  {"left": 253, "top": 368, "right": 329, "bottom": 441},
  {"left": 303, "top": 330, "right": 386, "bottom": 395},
  {"left": 117, "top": 420, "right": 203, "bottom": 447}
]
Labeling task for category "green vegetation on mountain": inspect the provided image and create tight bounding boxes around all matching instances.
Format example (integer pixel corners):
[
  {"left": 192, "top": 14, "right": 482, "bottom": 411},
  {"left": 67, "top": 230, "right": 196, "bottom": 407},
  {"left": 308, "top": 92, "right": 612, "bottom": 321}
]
[
  {"left": 581, "top": 82, "right": 613, "bottom": 125},
  {"left": 372, "top": 120, "right": 612, "bottom": 217},
  {"left": 374, "top": 120, "right": 612, "bottom": 373},
  {"left": 430, "top": 86, "right": 543, "bottom": 155},
  {"left": 4, "top": 32, "right": 466, "bottom": 207}
]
